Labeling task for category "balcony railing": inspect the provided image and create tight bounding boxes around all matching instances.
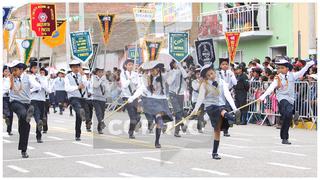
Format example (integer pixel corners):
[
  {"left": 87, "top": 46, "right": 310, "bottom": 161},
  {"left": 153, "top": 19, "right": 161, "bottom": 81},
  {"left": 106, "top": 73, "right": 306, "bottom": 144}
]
[{"left": 199, "top": 3, "right": 271, "bottom": 38}]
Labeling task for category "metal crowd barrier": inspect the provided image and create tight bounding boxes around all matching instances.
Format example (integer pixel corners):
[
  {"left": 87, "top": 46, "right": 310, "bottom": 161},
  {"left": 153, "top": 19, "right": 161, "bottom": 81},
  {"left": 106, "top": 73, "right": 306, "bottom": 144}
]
[{"left": 247, "top": 80, "right": 317, "bottom": 129}]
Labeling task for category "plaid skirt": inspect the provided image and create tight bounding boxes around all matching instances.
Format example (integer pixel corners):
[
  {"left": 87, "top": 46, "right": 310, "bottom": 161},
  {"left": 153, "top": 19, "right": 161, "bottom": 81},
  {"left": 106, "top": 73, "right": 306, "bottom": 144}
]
[
  {"left": 206, "top": 105, "right": 230, "bottom": 131},
  {"left": 141, "top": 96, "right": 173, "bottom": 122}
]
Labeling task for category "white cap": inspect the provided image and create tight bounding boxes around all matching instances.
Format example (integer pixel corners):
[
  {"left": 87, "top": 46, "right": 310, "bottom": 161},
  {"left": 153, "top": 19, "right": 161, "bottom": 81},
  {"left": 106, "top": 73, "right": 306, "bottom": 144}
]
[
  {"left": 8, "top": 60, "right": 26, "bottom": 68},
  {"left": 69, "top": 60, "right": 81, "bottom": 66},
  {"left": 141, "top": 61, "right": 164, "bottom": 70}
]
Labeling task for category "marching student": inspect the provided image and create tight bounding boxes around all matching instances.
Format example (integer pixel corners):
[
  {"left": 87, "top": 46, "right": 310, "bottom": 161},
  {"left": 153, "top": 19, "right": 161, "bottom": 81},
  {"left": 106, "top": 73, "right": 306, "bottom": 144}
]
[
  {"left": 42, "top": 68, "right": 51, "bottom": 134},
  {"left": 120, "top": 59, "right": 141, "bottom": 139},
  {"left": 64, "top": 60, "right": 88, "bottom": 141},
  {"left": 3, "top": 65, "right": 14, "bottom": 136},
  {"left": 191, "top": 64, "right": 239, "bottom": 160},
  {"left": 91, "top": 67, "right": 108, "bottom": 134},
  {"left": 191, "top": 67, "right": 206, "bottom": 133},
  {"left": 128, "top": 61, "right": 173, "bottom": 148},
  {"left": 83, "top": 68, "right": 93, "bottom": 132},
  {"left": 258, "top": 57, "right": 315, "bottom": 145},
  {"left": 217, "top": 58, "right": 237, "bottom": 137},
  {"left": 53, "top": 69, "right": 67, "bottom": 115},
  {"left": 167, "top": 60, "right": 189, "bottom": 137},
  {"left": 9, "top": 60, "right": 41, "bottom": 158},
  {"left": 29, "top": 61, "right": 50, "bottom": 143}
]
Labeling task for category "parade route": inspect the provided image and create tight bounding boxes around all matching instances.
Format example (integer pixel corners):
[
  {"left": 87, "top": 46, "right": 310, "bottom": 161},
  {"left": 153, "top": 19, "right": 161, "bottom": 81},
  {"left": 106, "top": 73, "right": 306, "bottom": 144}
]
[{"left": 3, "top": 111, "right": 317, "bottom": 177}]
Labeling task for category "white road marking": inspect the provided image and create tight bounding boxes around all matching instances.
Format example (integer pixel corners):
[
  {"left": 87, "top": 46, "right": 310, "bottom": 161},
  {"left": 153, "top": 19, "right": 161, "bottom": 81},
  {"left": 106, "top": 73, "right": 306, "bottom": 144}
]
[
  {"left": 76, "top": 161, "right": 103, "bottom": 169},
  {"left": 47, "top": 136, "right": 63, "bottom": 140},
  {"left": 191, "top": 168, "right": 229, "bottom": 176},
  {"left": 104, "top": 149, "right": 126, "bottom": 154},
  {"left": 267, "top": 162, "right": 311, "bottom": 170},
  {"left": 271, "top": 150, "right": 306, "bottom": 157},
  {"left": 44, "top": 152, "right": 64, "bottom": 158},
  {"left": 28, "top": 146, "right": 35, "bottom": 150},
  {"left": 52, "top": 127, "right": 68, "bottom": 130},
  {"left": 231, "top": 132, "right": 254, "bottom": 136},
  {"left": 142, "top": 157, "right": 174, "bottom": 164},
  {"left": 3, "top": 139, "right": 13, "bottom": 143},
  {"left": 53, "top": 120, "right": 65, "bottom": 123},
  {"left": 207, "top": 152, "right": 244, "bottom": 159},
  {"left": 118, "top": 173, "right": 140, "bottom": 177},
  {"left": 224, "top": 137, "right": 252, "bottom": 142},
  {"left": 7, "top": 165, "right": 29, "bottom": 173},
  {"left": 222, "top": 143, "right": 247, "bottom": 148},
  {"left": 72, "top": 142, "right": 93, "bottom": 147},
  {"left": 29, "top": 132, "right": 36, "bottom": 135}
]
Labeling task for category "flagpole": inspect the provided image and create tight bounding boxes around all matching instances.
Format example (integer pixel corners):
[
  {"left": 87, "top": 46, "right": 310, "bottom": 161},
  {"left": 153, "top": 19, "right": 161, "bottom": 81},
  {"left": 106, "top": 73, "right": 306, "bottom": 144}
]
[
  {"left": 65, "top": 2, "right": 71, "bottom": 65},
  {"left": 37, "top": 37, "right": 41, "bottom": 72},
  {"left": 133, "top": 39, "right": 138, "bottom": 71}
]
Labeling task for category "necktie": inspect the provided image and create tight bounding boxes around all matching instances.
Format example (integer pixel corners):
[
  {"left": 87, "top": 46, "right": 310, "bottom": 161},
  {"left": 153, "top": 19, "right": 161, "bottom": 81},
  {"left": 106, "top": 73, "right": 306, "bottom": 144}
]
[{"left": 212, "top": 81, "right": 218, "bottom": 88}]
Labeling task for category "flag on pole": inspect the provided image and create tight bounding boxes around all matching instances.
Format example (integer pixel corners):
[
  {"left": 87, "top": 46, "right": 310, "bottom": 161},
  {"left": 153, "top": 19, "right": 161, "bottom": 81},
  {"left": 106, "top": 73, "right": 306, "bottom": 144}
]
[
  {"left": 133, "top": 8, "right": 155, "bottom": 38},
  {"left": 97, "top": 14, "right": 115, "bottom": 44},
  {"left": 42, "top": 19, "right": 66, "bottom": 48},
  {"left": 3, "top": 20, "right": 21, "bottom": 51},
  {"left": 15, "top": 39, "right": 35, "bottom": 65},
  {"left": 3, "top": 7, "right": 13, "bottom": 27},
  {"left": 225, "top": 32, "right": 240, "bottom": 64}
]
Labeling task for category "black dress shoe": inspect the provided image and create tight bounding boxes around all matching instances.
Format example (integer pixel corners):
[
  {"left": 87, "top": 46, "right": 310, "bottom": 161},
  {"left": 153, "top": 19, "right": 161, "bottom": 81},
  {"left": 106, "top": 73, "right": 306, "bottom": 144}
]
[
  {"left": 8, "top": 132, "right": 13, "bottom": 136},
  {"left": 129, "top": 134, "right": 135, "bottom": 139},
  {"left": 59, "top": 111, "right": 63, "bottom": 115},
  {"left": 21, "top": 152, "right": 29, "bottom": 158},
  {"left": 75, "top": 137, "right": 81, "bottom": 141},
  {"left": 155, "top": 143, "right": 161, "bottom": 148},
  {"left": 37, "top": 139, "right": 43, "bottom": 143},
  {"left": 240, "top": 122, "right": 247, "bottom": 125},
  {"left": 212, "top": 153, "right": 221, "bottom": 160},
  {"left": 181, "top": 125, "right": 188, "bottom": 133},
  {"left": 98, "top": 130, "right": 103, "bottom": 134},
  {"left": 37, "top": 120, "right": 43, "bottom": 132},
  {"left": 223, "top": 132, "right": 231, "bottom": 137},
  {"left": 43, "top": 131, "right": 47, "bottom": 134},
  {"left": 282, "top": 139, "right": 291, "bottom": 145},
  {"left": 86, "top": 129, "right": 92, "bottom": 132},
  {"left": 174, "top": 132, "right": 181, "bottom": 138}
]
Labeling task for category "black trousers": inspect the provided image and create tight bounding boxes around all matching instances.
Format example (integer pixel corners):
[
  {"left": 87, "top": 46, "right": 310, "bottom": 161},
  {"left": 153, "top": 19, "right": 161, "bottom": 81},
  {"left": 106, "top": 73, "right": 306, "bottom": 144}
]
[
  {"left": 93, "top": 100, "right": 106, "bottom": 131},
  {"left": 31, "top": 100, "right": 45, "bottom": 139},
  {"left": 43, "top": 99, "right": 50, "bottom": 132},
  {"left": 278, "top": 99, "right": 294, "bottom": 140},
  {"left": 10, "top": 101, "right": 32, "bottom": 151},
  {"left": 69, "top": 97, "right": 86, "bottom": 138},
  {"left": 85, "top": 99, "right": 93, "bottom": 129},
  {"left": 3, "top": 97, "right": 13, "bottom": 133},
  {"left": 192, "top": 103, "right": 205, "bottom": 130},
  {"left": 123, "top": 98, "right": 140, "bottom": 132}
]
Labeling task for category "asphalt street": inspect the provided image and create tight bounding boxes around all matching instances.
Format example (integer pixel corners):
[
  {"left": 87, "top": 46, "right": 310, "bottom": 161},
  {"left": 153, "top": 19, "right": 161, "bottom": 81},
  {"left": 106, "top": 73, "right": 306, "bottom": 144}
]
[{"left": 2, "top": 110, "right": 318, "bottom": 177}]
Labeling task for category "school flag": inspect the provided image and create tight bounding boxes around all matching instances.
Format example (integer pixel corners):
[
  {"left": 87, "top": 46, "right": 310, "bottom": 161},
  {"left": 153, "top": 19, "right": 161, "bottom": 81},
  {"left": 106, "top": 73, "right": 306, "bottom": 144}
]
[
  {"left": 69, "top": 31, "right": 93, "bottom": 62},
  {"left": 145, "top": 40, "right": 162, "bottom": 61},
  {"left": 225, "top": 32, "right": 240, "bottom": 64},
  {"left": 3, "top": 7, "right": 13, "bottom": 27},
  {"left": 194, "top": 38, "right": 216, "bottom": 66},
  {"left": 133, "top": 8, "right": 155, "bottom": 38},
  {"left": 30, "top": 4, "right": 57, "bottom": 37},
  {"left": 126, "top": 45, "right": 143, "bottom": 65},
  {"left": 97, "top": 14, "right": 115, "bottom": 44},
  {"left": 168, "top": 32, "right": 189, "bottom": 62},
  {"left": 3, "top": 20, "right": 21, "bottom": 51},
  {"left": 15, "top": 39, "right": 35, "bottom": 65},
  {"left": 42, "top": 19, "right": 66, "bottom": 48}
]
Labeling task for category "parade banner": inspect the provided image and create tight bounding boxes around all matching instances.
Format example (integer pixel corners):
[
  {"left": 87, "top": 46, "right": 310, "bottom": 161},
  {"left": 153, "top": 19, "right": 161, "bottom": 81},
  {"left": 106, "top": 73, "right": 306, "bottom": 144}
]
[
  {"left": 69, "top": 31, "right": 93, "bottom": 62},
  {"left": 97, "top": 14, "right": 115, "bottom": 44},
  {"left": 15, "top": 38, "right": 35, "bottom": 65},
  {"left": 42, "top": 19, "right": 66, "bottom": 48},
  {"left": 3, "top": 7, "right": 13, "bottom": 27},
  {"left": 168, "top": 32, "right": 189, "bottom": 62},
  {"left": 3, "top": 20, "right": 21, "bottom": 51},
  {"left": 88, "top": 43, "right": 100, "bottom": 71},
  {"left": 225, "top": 32, "right": 240, "bottom": 64},
  {"left": 30, "top": 4, "right": 57, "bottom": 37},
  {"left": 126, "top": 45, "right": 143, "bottom": 65},
  {"left": 145, "top": 40, "right": 162, "bottom": 61},
  {"left": 194, "top": 38, "right": 216, "bottom": 66},
  {"left": 133, "top": 8, "right": 155, "bottom": 38}
]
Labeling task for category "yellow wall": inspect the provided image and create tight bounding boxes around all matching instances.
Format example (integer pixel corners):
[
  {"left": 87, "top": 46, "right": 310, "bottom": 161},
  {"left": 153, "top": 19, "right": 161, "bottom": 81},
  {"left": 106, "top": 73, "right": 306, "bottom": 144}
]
[{"left": 293, "top": 3, "right": 317, "bottom": 59}]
